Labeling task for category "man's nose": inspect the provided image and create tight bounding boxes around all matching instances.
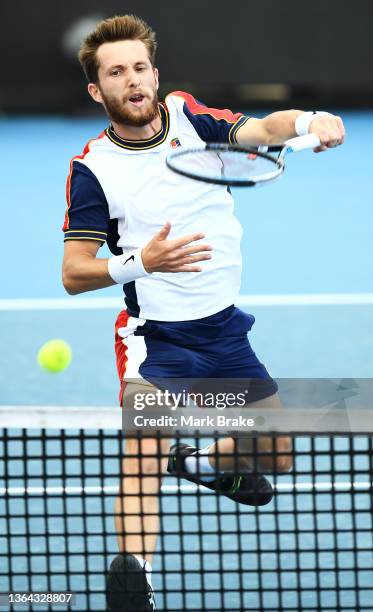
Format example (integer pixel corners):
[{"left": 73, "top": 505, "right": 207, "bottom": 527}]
[{"left": 128, "top": 70, "right": 141, "bottom": 88}]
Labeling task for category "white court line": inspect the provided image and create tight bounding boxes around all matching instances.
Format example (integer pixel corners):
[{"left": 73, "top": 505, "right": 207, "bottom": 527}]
[
  {"left": 1, "top": 293, "right": 373, "bottom": 311},
  {"left": 0, "top": 481, "right": 371, "bottom": 496},
  {"left": 0, "top": 406, "right": 122, "bottom": 429}
]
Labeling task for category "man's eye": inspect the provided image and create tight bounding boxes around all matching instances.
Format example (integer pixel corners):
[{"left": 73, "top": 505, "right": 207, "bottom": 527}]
[{"left": 111, "top": 70, "right": 120, "bottom": 76}]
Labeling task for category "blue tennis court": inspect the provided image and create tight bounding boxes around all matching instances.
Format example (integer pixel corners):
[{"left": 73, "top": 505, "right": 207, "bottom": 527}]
[{"left": 1, "top": 112, "right": 373, "bottom": 611}]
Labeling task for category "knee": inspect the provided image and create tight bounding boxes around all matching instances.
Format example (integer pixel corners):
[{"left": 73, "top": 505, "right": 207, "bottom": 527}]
[
  {"left": 140, "top": 455, "right": 165, "bottom": 476},
  {"left": 258, "top": 437, "right": 293, "bottom": 473}
]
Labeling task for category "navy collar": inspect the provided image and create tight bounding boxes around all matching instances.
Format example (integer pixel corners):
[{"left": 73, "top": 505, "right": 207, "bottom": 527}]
[{"left": 106, "top": 103, "right": 169, "bottom": 150}]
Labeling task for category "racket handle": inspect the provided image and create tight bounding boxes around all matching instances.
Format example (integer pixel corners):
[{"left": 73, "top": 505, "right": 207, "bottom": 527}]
[{"left": 284, "top": 134, "right": 321, "bottom": 152}]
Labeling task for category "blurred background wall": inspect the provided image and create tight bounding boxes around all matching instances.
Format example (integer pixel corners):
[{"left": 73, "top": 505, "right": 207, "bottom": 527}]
[{"left": 2, "top": 0, "right": 373, "bottom": 114}]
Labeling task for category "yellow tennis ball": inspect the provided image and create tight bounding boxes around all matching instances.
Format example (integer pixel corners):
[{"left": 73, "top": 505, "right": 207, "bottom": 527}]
[{"left": 37, "top": 339, "right": 72, "bottom": 373}]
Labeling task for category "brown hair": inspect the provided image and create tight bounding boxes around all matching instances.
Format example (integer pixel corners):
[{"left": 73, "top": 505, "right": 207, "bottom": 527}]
[{"left": 78, "top": 14, "right": 157, "bottom": 83}]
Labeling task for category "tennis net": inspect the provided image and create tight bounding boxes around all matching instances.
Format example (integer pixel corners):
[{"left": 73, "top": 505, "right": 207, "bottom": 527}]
[{"left": 1, "top": 406, "right": 372, "bottom": 611}]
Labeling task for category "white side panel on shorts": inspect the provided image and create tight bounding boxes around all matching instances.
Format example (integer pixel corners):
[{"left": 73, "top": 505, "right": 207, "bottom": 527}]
[{"left": 117, "top": 316, "right": 148, "bottom": 379}]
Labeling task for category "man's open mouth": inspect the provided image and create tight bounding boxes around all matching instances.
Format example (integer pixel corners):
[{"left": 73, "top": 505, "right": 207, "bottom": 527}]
[{"left": 129, "top": 93, "right": 145, "bottom": 106}]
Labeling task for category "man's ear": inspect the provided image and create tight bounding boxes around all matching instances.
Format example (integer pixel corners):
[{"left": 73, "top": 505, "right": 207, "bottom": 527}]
[
  {"left": 88, "top": 83, "right": 103, "bottom": 103},
  {"left": 154, "top": 68, "right": 159, "bottom": 91}
]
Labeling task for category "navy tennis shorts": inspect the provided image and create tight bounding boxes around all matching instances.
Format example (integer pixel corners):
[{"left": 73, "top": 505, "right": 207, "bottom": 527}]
[{"left": 115, "top": 305, "right": 278, "bottom": 404}]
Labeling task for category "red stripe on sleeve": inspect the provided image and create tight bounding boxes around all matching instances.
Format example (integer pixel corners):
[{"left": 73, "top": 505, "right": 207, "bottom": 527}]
[
  {"left": 171, "top": 91, "right": 243, "bottom": 123},
  {"left": 63, "top": 131, "right": 106, "bottom": 231}
]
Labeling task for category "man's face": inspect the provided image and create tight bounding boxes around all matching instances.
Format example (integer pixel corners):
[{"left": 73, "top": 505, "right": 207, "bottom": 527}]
[{"left": 90, "top": 39, "right": 159, "bottom": 127}]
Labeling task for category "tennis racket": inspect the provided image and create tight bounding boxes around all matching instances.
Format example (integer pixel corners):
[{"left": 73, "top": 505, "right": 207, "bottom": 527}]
[{"left": 166, "top": 133, "right": 321, "bottom": 187}]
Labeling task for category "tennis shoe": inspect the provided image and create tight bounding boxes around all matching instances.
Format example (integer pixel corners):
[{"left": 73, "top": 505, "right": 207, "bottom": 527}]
[
  {"left": 106, "top": 553, "right": 156, "bottom": 611},
  {"left": 167, "top": 443, "right": 273, "bottom": 506}
]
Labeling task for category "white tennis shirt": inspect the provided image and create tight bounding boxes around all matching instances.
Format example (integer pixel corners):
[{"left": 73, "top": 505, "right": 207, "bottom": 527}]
[{"left": 63, "top": 91, "right": 250, "bottom": 321}]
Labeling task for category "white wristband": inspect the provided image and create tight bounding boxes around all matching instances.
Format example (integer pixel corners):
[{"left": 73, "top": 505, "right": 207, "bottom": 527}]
[
  {"left": 108, "top": 248, "right": 150, "bottom": 285},
  {"left": 295, "top": 111, "right": 332, "bottom": 136}
]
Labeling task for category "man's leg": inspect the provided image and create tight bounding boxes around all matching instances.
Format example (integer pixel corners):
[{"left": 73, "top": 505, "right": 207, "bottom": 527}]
[
  {"left": 186, "top": 308, "right": 293, "bottom": 477},
  {"left": 115, "top": 435, "right": 171, "bottom": 563},
  {"left": 115, "top": 381, "right": 171, "bottom": 561},
  {"left": 107, "top": 382, "right": 170, "bottom": 611},
  {"left": 168, "top": 392, "right": 292, "bottom": 507}
]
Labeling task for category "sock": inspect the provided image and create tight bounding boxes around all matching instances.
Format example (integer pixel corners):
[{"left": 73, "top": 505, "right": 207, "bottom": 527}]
[
  {"left": 184, "top": 446, "right": 218, "bottom": 482},
  {"left": 134, "top": 556, "right": 153, "bottom": 589}
]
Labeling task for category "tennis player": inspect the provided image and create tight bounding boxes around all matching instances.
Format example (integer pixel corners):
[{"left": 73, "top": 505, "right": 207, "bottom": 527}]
[{"left": 62, "top": 14, "right": 345, "bottom": 612}]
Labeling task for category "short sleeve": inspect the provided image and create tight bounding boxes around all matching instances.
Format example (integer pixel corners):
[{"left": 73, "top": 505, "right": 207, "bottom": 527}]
[
  {"left": 63, "top": 160, "right": 109, "bottom": 244},
  {"left": 172, "top": 91, "right": 250, "bottom": 144}
]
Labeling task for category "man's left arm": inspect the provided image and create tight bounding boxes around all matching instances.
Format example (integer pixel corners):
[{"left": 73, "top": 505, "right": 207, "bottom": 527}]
[{"left": 236, "top": 110, "right": 345, "bottom": 152}]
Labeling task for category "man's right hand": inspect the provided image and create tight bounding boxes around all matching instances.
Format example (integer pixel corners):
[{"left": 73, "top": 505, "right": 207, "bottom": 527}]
[{"left": 141, "top": 222, "right": 213, "bottom": 273}]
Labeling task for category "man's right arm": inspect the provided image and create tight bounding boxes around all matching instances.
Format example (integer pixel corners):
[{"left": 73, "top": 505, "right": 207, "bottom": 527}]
[
  {"left": 62, "top": 222, "right": 213, "bottom": 295},
  {"left": 62, "top": 239, "right": 116, "bottom": 295}
]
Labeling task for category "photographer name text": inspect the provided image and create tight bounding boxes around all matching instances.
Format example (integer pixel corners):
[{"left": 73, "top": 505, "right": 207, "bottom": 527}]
[{"left": 133, "top": 415, "right": 255, "bottom": 428}]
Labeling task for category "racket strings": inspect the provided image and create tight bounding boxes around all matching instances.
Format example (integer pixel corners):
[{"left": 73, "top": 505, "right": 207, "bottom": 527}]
[{"left": 167, "top": 146, "right": 283, "bottom": 187}]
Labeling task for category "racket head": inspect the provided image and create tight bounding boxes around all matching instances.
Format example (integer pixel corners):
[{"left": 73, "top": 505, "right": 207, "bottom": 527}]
[{"left": 166, "top": 143, "right": 284, "bottom": 187}]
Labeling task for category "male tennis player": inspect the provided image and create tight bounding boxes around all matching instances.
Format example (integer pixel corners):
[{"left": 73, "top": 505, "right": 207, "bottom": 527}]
[{"left": 62, "top": 14, "right": 345, "bottom": 612}]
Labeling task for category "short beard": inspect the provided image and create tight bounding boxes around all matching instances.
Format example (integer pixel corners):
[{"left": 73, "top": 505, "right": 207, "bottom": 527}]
[{"left": 100, "top": 89, "right": 159, "bottom": 128}]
